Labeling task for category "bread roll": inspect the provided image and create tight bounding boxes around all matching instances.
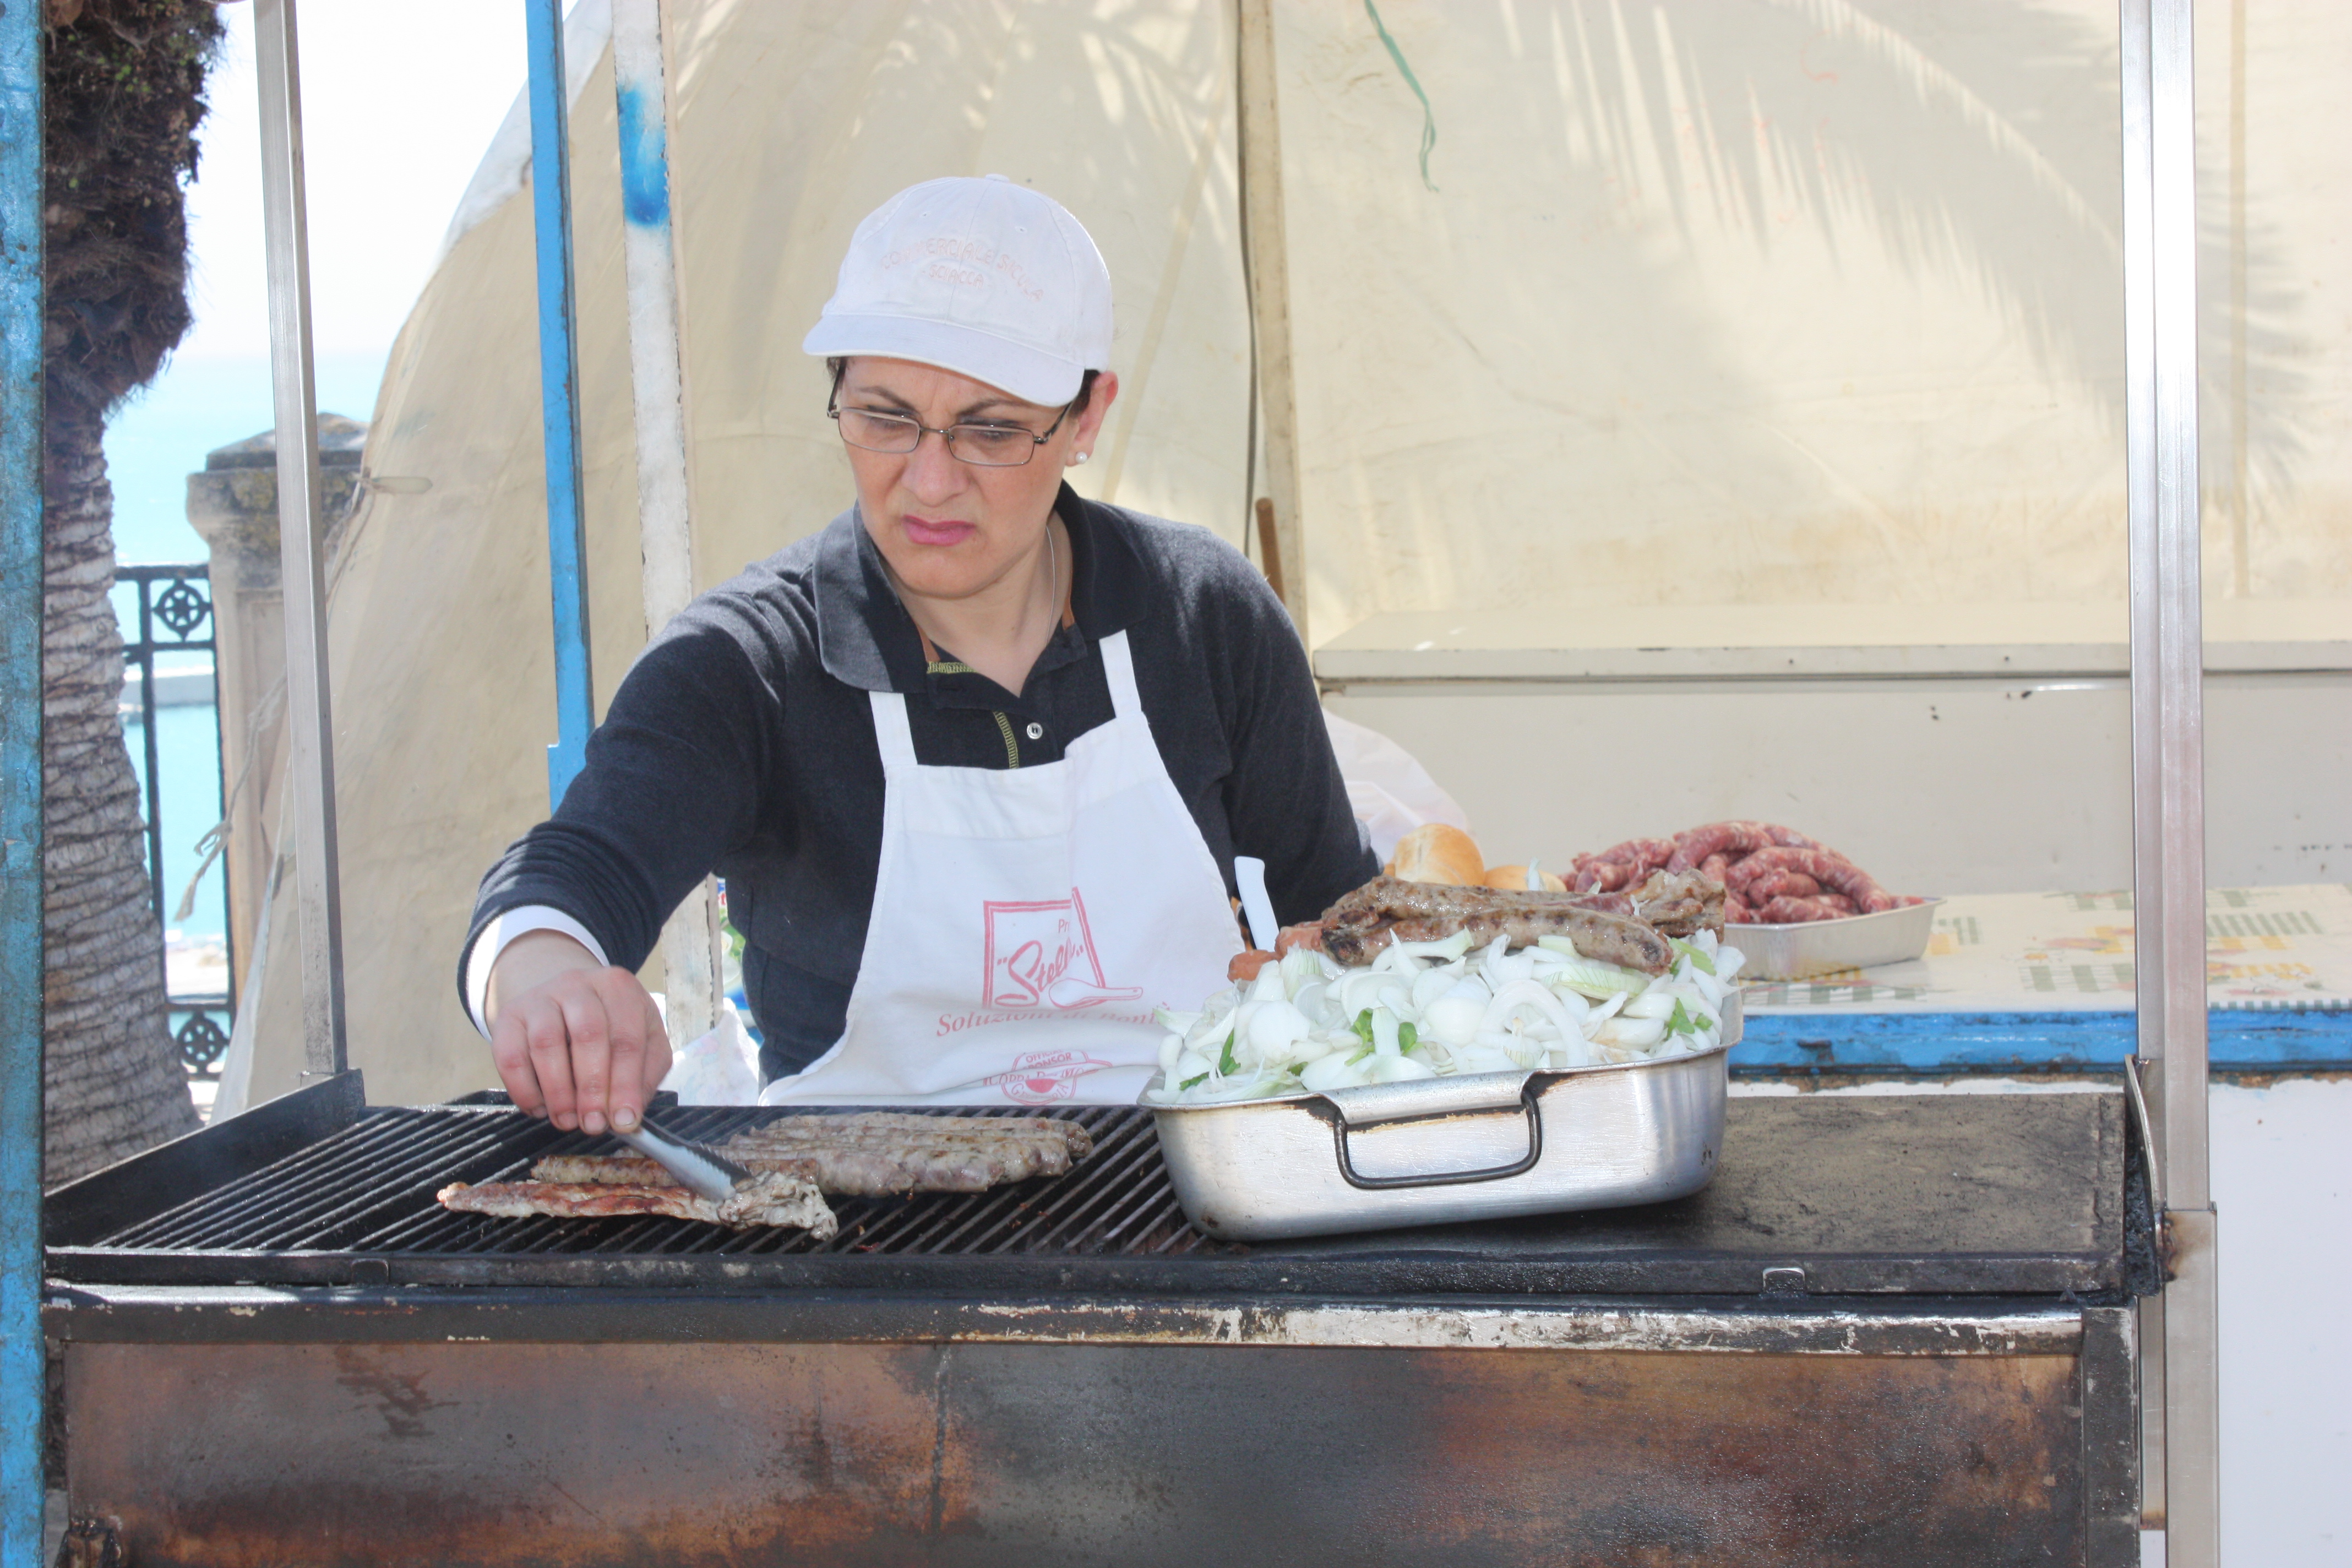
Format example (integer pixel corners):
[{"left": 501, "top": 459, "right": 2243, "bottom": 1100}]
[
  {"left": 1390, "top": 823, "right": 1484, "bottom": 886},
  {"left": 1483, "top": 864, "right": 1568, "bottom": 893}
]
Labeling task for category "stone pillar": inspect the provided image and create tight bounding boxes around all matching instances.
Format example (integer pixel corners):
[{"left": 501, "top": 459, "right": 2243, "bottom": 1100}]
[{"left": 186, "top": 413, "right": 366, "bottom": 999}]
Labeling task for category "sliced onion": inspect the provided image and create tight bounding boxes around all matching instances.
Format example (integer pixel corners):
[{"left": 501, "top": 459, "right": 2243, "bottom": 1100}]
[
  {"left": 1366, "top": 1053, "right": 1438, "bottom": 1084},
  {"left": 1302, "top": 1052, "right": 1373, "bottom": 1092},
  {"left": 1423, "top": 981, "right": 1490, "bottom": 1046},
  {"left": 1481, "top": 979, "right": 1578, "bottom": 1042},
  {"left": 1411, "top": 964, "right": 1466, "bottom": 1016},
  {"left": 1601, "top": 1015, "right": 1668, "bottom": 1050}
]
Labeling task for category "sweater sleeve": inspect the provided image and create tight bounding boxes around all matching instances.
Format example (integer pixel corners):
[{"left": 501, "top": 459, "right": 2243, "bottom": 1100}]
[
  {"left": 1213, "top": 562, "right": 1380, "bottom": 925},
  {"left": 458, "top": 602, "right": 782, "bottom": 1003}
]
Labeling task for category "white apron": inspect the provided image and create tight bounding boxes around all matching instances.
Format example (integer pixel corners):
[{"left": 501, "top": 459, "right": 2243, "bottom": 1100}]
[{"left": 759, "top": 630, "right": 1242, "bottom": 1106}]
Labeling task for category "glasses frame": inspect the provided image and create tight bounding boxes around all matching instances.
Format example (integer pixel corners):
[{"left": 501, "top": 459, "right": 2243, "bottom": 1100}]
[{"left": 827, "top": 395, "right": 1077, "bottom": 467}]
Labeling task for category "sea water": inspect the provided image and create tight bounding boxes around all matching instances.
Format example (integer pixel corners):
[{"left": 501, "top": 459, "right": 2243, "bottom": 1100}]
[{"left": 118, "top": 689, "right": 231, "bottom": 997}]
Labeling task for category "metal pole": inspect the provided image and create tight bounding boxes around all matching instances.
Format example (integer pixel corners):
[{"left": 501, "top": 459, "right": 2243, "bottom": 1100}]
[
  {"left": 0, "top": 3, "right": 45, "bottom": 1558},
  {"left": 254, "top": 0, "right": 348, "bottom": 1079},
  {"left": 2118, "top": 4, "right": 2165, "bottom": 1527},
  {"left": 612, "top": 0, "right": 720, "bottom": 1040},
  {"left": 2122, "top": 0, "right": 2218, "bottom": 1558},
  {"left": 1236, "top": 0, "right": 1307, "bottom": 649},
  {"left": 528, "top": 0, "right": 596, "bottom": 810}
]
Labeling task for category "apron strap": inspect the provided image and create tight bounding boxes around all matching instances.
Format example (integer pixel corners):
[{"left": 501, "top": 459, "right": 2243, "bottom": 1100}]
[
  {"left": 1098, "top": 630, "right": 1142, "bottom": 720},
  {"left": 868, "top": 689, "right": 917, "bottom": 772}
]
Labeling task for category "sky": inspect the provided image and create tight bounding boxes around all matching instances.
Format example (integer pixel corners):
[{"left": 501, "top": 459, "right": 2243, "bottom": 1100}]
[{"left": 107, "top": 1, "right": 530, "bottom": 564}]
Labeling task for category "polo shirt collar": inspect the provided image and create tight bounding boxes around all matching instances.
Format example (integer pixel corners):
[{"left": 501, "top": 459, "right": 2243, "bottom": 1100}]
[{"left": 811, "top": 503, "right": 918, "bottom": 694}]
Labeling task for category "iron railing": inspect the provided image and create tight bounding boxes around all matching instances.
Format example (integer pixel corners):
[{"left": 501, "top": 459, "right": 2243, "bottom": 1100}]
[{"left": 118, "top": 563, "right": 234, "bottom": 1075}]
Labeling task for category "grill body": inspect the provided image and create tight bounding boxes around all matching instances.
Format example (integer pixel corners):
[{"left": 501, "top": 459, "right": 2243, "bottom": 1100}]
[{"left": 43, "top": 1074, "right": 2148, "bottom": 1566}]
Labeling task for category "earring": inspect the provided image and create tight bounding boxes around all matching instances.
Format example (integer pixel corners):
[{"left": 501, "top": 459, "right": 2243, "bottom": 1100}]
[{"left": 1070, "top": 451, "right": 1091, "bottom": 466}]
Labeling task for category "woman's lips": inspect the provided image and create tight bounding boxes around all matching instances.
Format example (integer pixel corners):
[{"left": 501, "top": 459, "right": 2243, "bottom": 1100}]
[{"left": 901, "top": 515, "right": 976, "bottom": 548}]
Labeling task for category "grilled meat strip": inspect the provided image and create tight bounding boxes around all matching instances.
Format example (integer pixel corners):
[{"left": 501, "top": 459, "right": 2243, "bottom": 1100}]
[
  {"left": 530, "top": 1112, "right": 1093, "bottom": 1197},
  {"left": 1316, "top": 875, "right": 1712, "bottom": 972},
  {"left": 1373, "top": 908, "right": 1672, "bottom": 972},
  {"left": 1627, "top": 869, "right": 1726, "bottom": 937},
  {"left": 436, "top": 1171, "right": 837, "bottom": 1236}
]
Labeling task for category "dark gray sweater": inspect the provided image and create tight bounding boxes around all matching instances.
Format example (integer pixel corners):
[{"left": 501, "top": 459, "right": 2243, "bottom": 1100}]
[{"left": 464, "top": 486, "right": 1376, "bottom": 1078}]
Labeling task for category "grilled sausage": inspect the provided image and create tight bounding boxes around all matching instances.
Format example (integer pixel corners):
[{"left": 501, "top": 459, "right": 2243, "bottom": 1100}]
[{"left": 1319, "top": 876, "right": 1679, "bottom": 973}]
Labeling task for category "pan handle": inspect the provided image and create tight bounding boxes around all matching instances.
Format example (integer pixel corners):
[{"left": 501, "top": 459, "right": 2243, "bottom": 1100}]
[
  {"left": 1330, "top": 1084, "right": 1543, "bottom": 1190},
  {"left": 1325, "top": 1070, "right": 1533, "bottom": 1125}
]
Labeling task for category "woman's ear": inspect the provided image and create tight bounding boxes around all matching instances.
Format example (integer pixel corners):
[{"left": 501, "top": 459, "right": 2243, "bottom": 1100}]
[{"left": 1071, "top": 370, "right": 1120, "bottom": 455}]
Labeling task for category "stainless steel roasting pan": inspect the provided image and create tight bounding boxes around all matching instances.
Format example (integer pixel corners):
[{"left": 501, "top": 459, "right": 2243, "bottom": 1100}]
[
  {"left": 1734, "top": 898, "right": 1945, "bottom": 981},
  {"left": 1147, "top": 999, "right": 1738, "bottom": 1242}
]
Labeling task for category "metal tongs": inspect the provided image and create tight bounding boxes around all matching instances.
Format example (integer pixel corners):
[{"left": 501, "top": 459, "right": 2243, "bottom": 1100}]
[{"left": 612, "top": 1111, "right": 755, "bottom": 1204}]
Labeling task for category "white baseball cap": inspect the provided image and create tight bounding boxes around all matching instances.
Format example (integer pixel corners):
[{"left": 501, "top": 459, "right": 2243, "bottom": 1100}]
[{"left": 803, "top": 175, "right": 1114, "bottom": 407}]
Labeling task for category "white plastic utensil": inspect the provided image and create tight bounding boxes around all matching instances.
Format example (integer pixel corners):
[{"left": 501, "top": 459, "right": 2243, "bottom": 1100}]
[{"left": 1234, "top": 856, "right": 1279, "bottom": 951}]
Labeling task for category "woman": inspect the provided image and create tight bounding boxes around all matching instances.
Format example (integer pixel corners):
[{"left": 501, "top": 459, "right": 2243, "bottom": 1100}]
[{"left": 465, "top": 175, "right": 1373, "bottom": 1132}]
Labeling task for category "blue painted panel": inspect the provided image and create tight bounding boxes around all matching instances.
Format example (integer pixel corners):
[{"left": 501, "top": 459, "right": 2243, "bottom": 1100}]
[
  {"left": 615, "top": 81, "right": 671, "bottom": 231},
  {"left": 1735, "top": 1007, "right": 2352, "bottom": 1076},
  {"left": 0, "top": 6, "right": 43, "bottom": 1560},
  {"left": 527, "top": 0, "right": 595, "bottom": 810}
]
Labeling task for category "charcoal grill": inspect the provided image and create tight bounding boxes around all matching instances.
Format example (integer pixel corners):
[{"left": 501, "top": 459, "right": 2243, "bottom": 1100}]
[
  {"left": 48, "top": 1084, "right": 1214, "bottom": 1291},
  {"left": 43, "top": 1074, "right": 2151, "bottom": 1566}
]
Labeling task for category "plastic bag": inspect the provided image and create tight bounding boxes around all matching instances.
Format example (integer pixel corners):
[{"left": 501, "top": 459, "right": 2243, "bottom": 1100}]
[
  {"left": 1322, "top": 710, "right": 1472, "bottom": 863},
  {"left": 655, "top": 995, "right": 763, "bottom": 1106}
]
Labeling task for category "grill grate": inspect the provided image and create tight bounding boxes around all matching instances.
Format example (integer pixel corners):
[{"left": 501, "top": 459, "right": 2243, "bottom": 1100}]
[
  {"left": 48, "top": 1087, "right": 2138, "bottom": 1302},
  {"left": 94, "top": 1104, "right": 1216, "bottom": 1261}
]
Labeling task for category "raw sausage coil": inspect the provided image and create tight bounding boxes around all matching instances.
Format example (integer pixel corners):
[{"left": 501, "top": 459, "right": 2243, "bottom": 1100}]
[
  {"left": 1724, "top": 846, "right": 1898, "bottom": 914},
  {"left": 1664, "top": 820, "right": 1821, "bottom": 872}
]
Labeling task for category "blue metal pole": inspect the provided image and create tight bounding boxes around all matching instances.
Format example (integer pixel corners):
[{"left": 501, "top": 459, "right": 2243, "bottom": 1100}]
[
  {"left": 0, "top": 2, "right": 46, "bottom": 1559},
  {"left": 527, "top": 0, "right": 595, "bottom": 810}
]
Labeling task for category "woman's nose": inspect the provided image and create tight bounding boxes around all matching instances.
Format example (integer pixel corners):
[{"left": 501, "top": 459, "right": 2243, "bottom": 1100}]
[{"left": 903, "top": 426, "right": 966, "bottom": 499}]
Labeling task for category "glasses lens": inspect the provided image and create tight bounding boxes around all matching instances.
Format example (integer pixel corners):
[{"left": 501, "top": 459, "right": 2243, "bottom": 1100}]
[
  {"left": 837, "top": 410, "right": 921, "bottom": 453},
  {"left": 948, "top": 425, "right": 1038, "bottom": 467}
]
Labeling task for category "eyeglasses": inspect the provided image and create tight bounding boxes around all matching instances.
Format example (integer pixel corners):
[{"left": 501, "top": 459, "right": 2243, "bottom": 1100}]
[{"left": 827, "top": 399, "right": 1074, "bottom": 467}]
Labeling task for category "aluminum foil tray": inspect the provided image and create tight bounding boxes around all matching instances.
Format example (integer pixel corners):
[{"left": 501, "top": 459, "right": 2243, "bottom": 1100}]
[
  {"left": 1732, "top": 898, "right": 1944, "bottom": 981},
  {"left": 1146, "top": 1000, "right": 1737, "bottom": 1242}
]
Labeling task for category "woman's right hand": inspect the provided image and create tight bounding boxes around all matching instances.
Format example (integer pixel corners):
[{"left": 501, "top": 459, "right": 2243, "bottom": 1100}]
[{"left": 484, "top": 929, "right": 673, "bottom": 1134}]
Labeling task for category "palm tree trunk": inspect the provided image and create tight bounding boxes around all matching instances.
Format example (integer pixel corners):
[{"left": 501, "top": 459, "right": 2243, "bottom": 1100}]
[{"left": 41, "top": 402, "right": 198, "bottom": 1188}]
